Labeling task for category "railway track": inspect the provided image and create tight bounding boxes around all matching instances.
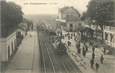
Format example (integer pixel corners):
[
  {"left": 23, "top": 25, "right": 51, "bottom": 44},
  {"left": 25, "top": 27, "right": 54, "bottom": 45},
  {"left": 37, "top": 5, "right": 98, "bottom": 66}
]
[
  {"left": 45, "top": 35, "right": 82, "bottom": 73},
  {"left": 40, "top": 40, "right": 54, "bottom": 73},
  {"left": 47, "top": 36, "right": 82, "bottom": 73},
  {"left": 39, "top": 32, "right": 67, "bottom": 73},
  {"left": 38, "top": 31, "right": 82, "bottom": 73}
]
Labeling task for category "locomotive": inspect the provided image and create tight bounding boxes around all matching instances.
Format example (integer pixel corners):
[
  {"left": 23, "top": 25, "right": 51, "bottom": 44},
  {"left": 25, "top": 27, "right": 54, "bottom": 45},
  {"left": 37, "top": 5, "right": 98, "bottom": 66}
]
[{"left": 55, "top": 41, "right": 67, "bottom": 55}]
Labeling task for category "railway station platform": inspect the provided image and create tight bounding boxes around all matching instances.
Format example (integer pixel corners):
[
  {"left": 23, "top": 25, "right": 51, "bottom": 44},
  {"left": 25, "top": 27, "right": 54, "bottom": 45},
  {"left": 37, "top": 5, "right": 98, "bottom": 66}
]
[
  {"left": 62, "top": 32, "right": 115, "bottom": 73},
  {"left": 4, "top": 31, "right": 39, "bottom": 73}
]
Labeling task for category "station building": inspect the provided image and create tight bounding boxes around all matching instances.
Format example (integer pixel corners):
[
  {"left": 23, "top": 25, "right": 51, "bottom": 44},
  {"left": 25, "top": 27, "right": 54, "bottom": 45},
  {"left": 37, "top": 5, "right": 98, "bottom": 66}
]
[{"left": 56, "top": 6, "right": 81, "bottom": 32}]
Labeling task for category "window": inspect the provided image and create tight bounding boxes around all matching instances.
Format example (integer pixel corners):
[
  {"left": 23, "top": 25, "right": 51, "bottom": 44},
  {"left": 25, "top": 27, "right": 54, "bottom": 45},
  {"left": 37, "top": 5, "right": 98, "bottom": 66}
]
[
  {"left": 11, "top": 42, "right": 14, "bottom": 52},
  {"left": 105, "top": 32, "right": 108, "bottom": 40},
  {"left": 110, "top": 33, "right": 113, "bottom": 42},
  {"left": 8, "top": 46, "right": 10, "bottom": 58},
  {"left": 70, "top": 24, "right": 73, "bottom": 27}
]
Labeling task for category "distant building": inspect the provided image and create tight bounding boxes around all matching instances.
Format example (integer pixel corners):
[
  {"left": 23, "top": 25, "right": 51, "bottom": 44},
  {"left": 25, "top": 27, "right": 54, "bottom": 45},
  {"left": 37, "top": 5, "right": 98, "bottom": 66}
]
[{"left": 56, "top": 6, "right": 81, "bottom": 32}]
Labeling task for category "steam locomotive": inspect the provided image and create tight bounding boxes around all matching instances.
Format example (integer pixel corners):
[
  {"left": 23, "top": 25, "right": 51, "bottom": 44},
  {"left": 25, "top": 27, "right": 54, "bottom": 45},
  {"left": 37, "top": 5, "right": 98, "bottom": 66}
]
[{"left": 55, "top": 41, "right": 67, "bottom": 55}]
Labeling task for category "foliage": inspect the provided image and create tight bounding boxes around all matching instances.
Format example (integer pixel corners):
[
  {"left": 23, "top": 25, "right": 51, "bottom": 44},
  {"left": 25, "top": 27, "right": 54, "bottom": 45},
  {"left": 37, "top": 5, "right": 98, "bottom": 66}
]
[
  {"left": 85, "top": 0, "right": 115, "bottom": 40},
  {"left": 1, "top": 1, "right": 23, "bottom": 37},
  {"left": 86, "top": 0, "right": 115, "bottom": 25},
  {"left": 81, "top": 12, "right": 87, "bottom": 21},
  {"left": 23, "top": 18, "right": 33, "bottom": 31}
]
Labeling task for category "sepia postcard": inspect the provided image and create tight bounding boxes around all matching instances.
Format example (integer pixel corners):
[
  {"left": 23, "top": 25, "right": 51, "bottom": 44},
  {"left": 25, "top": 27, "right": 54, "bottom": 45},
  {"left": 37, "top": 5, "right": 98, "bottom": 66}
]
[{"left": 0, "top": 0, "right": 115, "bottom": 73}]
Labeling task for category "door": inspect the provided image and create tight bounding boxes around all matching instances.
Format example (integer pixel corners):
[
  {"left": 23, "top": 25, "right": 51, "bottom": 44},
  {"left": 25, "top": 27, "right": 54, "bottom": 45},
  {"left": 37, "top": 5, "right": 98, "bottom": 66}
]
[{"left": 70, "top": 24, "right": 73, "bottom": 32}]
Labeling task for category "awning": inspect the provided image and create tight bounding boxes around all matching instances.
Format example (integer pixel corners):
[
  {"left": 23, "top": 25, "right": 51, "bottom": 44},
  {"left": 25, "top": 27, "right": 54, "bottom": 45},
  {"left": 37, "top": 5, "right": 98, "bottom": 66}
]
[
  {"left": 56, "top": 19, "right": 66, "bottom": 23},
  {"left": 80, "top": 27, "right": 94, "bottom": 32},
  {"left": 105, "top": 20, "right": 115, "bottom": 26}
]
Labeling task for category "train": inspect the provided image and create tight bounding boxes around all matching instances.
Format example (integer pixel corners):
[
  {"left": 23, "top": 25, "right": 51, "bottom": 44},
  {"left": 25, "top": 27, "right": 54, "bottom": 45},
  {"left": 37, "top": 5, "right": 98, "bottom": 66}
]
[{"left": 55, "top": 41, "right": 67, "bottom": 55}]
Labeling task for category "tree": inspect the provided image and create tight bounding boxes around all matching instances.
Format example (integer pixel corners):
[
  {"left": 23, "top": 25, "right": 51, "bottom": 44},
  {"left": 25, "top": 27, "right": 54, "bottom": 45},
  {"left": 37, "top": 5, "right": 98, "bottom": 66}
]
[
  {"left": 81, "top": 12, "right": 87, "bottom": 21},
  {"left": 86, "top": 0, "right": 115, "bottom": 40},
  {"left": 1, "top": 1, "right": 23, "bottom": 37},
  {"left": 26, "top": 20, "right": 33, "bottom": 31}
]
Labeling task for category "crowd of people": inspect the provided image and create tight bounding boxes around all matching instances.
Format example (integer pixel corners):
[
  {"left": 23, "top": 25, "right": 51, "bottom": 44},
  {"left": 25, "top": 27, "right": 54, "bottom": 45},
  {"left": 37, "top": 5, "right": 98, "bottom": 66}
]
[{"left": 64, "top": 32, "right": 104, "bottom": 71}]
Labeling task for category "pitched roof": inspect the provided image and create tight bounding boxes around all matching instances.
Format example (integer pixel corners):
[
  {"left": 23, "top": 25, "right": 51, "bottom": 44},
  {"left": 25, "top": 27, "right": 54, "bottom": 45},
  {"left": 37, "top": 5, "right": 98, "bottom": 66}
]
[{"left": 60, "top": 6, "right": 80, "bottom": 17}]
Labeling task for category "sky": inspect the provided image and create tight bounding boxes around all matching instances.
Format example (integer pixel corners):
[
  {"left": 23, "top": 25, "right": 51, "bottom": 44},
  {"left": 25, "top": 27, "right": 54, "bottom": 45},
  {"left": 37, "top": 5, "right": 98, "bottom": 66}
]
[{"left": 7, "top": 0, "right": 91, "bottom": 15}]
